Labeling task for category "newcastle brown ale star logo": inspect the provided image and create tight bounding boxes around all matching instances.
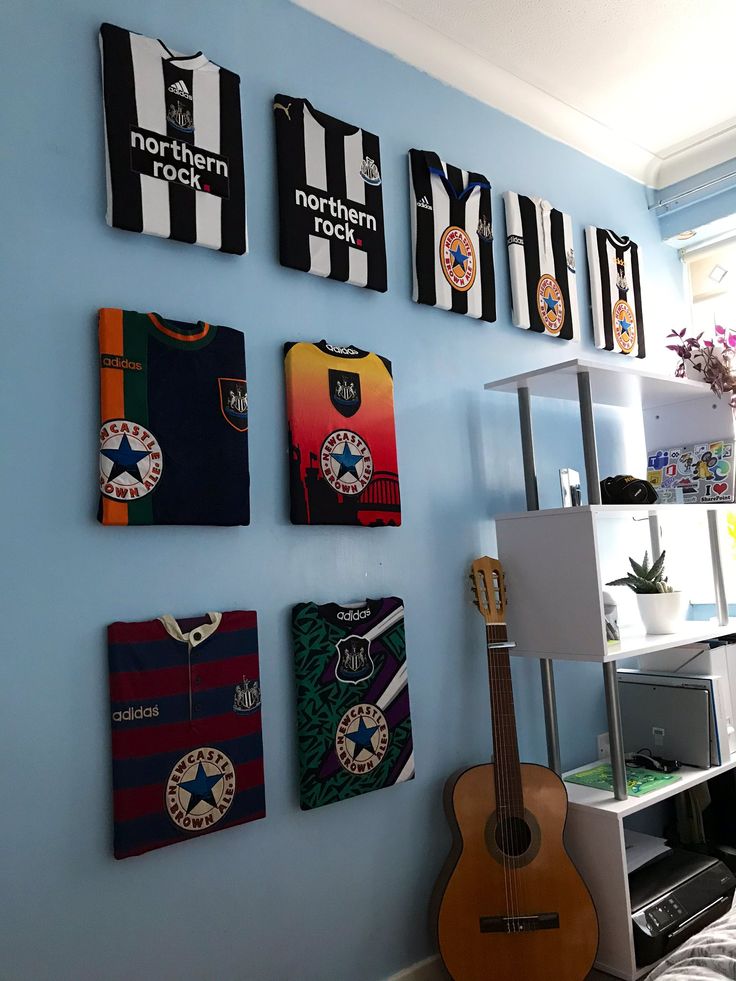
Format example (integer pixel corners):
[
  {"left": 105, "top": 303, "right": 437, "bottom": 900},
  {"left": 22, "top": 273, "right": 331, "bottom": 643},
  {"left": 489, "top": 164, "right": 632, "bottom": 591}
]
[{"left": 165, "top": 747, "right": 236, "bottom": 833}]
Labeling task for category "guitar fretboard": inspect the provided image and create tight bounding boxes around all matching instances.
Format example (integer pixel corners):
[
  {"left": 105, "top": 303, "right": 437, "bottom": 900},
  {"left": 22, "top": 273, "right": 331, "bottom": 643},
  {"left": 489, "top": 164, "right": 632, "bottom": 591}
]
[{"left": 486, "top": 623, "right": 524, "bottom": 818}]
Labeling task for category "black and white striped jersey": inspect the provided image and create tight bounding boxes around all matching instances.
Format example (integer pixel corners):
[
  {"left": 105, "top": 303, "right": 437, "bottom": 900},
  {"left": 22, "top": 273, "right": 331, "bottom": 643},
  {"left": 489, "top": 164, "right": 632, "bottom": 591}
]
[
  {"left": 408, "top": 150, "right": 495, "bottom": 323},
  {"left": 99, "top": 22, "right": 246, "bottom": 254},
  {"left": 503, "top": 192, "right": 579, "bottom": 340},
  {"left": 586, "top": 227, "right": 645, "bottom": 358},
  {"left": 273, "top": 96, "right": 387, "bottom": 292}
]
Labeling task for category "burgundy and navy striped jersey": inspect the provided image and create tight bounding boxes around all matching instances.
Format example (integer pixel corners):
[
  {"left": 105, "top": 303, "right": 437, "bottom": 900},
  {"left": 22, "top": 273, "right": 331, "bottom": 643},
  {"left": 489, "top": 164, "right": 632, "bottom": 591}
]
[
  {"left": 108, "top": 611, "right": 264, "bottom": 859},
  {"left": 99, "top": 22, "right": 247, "bottom": 254}
]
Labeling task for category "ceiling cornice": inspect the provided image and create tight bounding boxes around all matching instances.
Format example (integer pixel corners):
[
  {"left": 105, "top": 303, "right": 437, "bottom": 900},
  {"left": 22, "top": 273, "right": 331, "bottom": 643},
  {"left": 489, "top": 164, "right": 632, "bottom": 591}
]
[{"left": 292, "top": 0, "right": 736, "bottom": 190}]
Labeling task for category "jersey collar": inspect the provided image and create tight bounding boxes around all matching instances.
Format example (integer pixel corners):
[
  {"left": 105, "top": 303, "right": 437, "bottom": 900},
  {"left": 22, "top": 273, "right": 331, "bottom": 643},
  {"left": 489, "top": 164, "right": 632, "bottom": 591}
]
[
  {"left": 146, "top": 313, "right": 218, "bottom": 350},
  {"left": 159, "top": 612, "right": 222, "bottom": 647}
]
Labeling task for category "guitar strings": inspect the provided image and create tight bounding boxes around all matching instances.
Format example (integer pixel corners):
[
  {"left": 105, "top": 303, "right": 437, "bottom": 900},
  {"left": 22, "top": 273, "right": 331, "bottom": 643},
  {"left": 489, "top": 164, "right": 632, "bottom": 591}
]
[
  {"left": 498, "top": 627, "right": 520, "bottom": 931},
  {"left": 489, "top": 619, "right": 523, "bottom": 930},
  {"left": 487, "top": 625, "right": 513, "bottom": 928}
]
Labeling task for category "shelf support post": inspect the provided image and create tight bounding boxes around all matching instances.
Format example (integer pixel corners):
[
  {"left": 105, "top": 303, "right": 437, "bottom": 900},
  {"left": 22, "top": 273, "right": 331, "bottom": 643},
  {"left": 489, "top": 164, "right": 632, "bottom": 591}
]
[
  {"left": 603, "top": 661, "right": 628, "bottom": 800},
  {"left": 517, "top": 385, "right": 561, "bottom": 774},
  {"left": 517, "top": 386, "right": 539, "bottom": 511},
  {"left": 540, "top": 658, "right": 562, "bottom": 774},
  {"left": 648, "top": 511, "right": 662, "bottom": 561},
  {"left": 577, "top": 371, "right": 601, "bottom": 505},
  {"left": 707, "top": 509, "right": 729, "bottom": 627}
]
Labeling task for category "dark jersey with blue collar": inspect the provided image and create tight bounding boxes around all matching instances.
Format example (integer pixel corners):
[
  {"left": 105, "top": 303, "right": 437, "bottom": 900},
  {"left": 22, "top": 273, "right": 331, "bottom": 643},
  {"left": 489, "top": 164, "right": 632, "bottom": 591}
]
[{"left": 409, "top": 149, "right": 496, "bottom": 322}]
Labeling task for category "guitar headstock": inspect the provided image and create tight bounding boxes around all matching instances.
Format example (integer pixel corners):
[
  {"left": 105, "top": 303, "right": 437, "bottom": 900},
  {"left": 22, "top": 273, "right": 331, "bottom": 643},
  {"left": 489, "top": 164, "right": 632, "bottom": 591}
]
[{"left": 469, "top": 556, "right": 507, "bottom": 626}]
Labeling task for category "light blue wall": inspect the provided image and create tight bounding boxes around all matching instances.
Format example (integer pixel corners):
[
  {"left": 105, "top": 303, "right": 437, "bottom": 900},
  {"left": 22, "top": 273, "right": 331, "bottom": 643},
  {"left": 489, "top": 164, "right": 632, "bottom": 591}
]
[{"left": 1, "top": 1, "right": 685, "bottom": 978}]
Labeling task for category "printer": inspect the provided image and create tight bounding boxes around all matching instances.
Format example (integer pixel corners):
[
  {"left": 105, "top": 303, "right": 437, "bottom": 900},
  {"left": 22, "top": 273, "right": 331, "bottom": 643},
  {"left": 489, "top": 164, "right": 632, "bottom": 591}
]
[{"left": 630, "top": 848, "right": 736, "bottom": 966}]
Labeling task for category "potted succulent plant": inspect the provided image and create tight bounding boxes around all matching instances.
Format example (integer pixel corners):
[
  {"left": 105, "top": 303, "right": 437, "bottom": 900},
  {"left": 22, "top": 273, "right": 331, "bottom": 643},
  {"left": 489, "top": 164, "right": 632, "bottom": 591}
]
[{"left": 606, "top": 550, "right": 686, "bottom": 635}]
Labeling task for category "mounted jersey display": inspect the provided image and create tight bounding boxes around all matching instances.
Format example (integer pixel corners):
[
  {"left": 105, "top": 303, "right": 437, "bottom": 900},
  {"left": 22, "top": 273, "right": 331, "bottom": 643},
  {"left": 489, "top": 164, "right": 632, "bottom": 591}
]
[
  {"left": 291, "top": 597, "right": 413, "bottom": 810},
  {"left": 503, "top": 192, "right": 579, "bottom": 340},
  {"left": 273, "top": 95, "right": 387, "bottom": 291},
  {"left": 107, "top": 610, "right": 264, "bottom": 859},
  {"left": 586, "top": 226, "right": 646, "bottom": 358},
  {"left": 98, "top": 308, "right": 249, "bottom": 526},
  {"left": 99, "top": 22, "right": 246, "bottom": 254},
  {"left": 409, "top": 149, "right": 496, "bottom": 322},
  {"left": 284, "top": 340, "right": 401, "bottom": 526}
]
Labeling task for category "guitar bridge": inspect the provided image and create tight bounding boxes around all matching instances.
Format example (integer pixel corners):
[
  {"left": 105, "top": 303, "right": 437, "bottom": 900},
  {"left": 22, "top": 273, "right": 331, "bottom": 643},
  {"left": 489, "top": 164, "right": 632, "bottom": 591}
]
[{"left": 479, "top": 913, "right": 559, "bottom": 934}]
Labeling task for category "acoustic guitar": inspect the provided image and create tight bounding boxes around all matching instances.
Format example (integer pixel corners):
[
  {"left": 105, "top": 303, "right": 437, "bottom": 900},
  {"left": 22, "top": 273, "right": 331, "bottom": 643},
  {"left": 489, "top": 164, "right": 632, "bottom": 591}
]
[{"left": 433, "top": 556, "right": 598, "bottom": 980}]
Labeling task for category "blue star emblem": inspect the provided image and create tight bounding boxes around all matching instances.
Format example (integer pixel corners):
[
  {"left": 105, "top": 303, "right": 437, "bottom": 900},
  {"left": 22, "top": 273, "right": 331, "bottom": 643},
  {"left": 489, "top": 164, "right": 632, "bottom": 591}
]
[
  {"left": 331, "top": 443, "right": 364, "bottom": 480},
  {"left": 449, "top": 243, "right": 469, "bottom": 272},
  {"left": 100, "top": 433, "right": 151, "bottom": 482},
  {"left": 617, "top": 315, "right": 632, "bottom": 335},
  {"left": 346, "top": 717, "right": 379, "bottom": 759},
  {"left": 542, "top": 291, "right": 559, "bottom": 314},
  {"left": 179, "top": 763, "right": 223, "bottom": 814}
]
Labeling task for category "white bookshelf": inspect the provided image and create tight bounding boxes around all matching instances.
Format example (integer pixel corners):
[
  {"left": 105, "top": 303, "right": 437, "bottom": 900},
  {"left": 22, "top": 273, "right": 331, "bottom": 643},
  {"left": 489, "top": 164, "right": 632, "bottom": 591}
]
[
  {"left": 563, "top": 756, "right": 736, "bottom": 979},
  {"left": 495, "top": 504, "right": 733, "bottom": 663},
  {"left": 565, "top": 755, "right": 736, "bottom": 817},
  {"left": 485, "top": 357, "right": 734, "bottom": 980}
]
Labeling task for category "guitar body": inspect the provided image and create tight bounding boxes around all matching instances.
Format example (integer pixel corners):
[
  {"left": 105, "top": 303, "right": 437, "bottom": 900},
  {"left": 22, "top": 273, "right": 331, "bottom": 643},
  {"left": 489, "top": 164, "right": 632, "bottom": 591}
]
[{"left": 435, "top": 762, "right": 598, "bottom": 981}]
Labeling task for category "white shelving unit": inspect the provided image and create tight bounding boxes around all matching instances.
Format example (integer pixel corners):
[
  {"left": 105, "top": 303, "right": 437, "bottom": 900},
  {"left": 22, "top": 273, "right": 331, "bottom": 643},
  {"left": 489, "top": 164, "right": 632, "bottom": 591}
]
[
  {"left": 485, "top": 358, "right": 734, "bottom": 981},
  {"left": 564, "top": 756, "right": 736, "bottom": 980},
  {"left": 496, "top": 504, "right": 734, "bottom": 663}
]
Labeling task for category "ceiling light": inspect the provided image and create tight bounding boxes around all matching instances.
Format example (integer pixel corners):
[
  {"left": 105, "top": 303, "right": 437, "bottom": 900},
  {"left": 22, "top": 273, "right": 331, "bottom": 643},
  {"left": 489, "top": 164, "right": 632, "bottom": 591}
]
[
  {"left": 709, "top": 264, "right": 728, "bottom": 284},
  {"left": 677, "top": 230, "right": 697, "bottom": 240}
]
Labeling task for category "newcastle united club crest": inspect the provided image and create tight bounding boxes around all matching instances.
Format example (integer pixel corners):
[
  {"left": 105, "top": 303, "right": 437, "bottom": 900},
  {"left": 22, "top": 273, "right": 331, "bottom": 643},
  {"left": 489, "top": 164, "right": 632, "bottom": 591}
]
[
  {"left": 360, "top": 156, "right": 382, "bottom": 186},
  {"left": 476, "top": 215, "right": 493, "bottom": 242},
  {"left": 218, "top": 378, "right": 248, "bottom": 431},
  {"left": 166, "top": 79, "right": 194, "bottom": 133},
  {"left": 335, "top": 635, "right": 375, "bottom": 684},
  {"left": 328, "top": 369, "right": 361, "bottom": 418},
  {"left": 233, "top": 677, "right": 261, "bottom": 714}
]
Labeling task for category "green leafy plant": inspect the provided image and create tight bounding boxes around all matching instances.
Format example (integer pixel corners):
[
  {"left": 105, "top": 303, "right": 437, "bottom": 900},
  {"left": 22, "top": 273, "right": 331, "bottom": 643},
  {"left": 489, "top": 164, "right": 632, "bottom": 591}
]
[{"left": 606, "top": 550, "right": 675, "bottom": 594}]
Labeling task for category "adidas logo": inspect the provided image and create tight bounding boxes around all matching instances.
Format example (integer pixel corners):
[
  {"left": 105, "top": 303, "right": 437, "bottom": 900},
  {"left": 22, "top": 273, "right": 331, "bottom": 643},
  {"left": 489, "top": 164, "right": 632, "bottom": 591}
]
[
  {"left": 416, "top": 195, "right": 432, "bottom": 210},
  {"left": 168, "top": 80, "right": 192, "bottom": 100},
  {"left": 112, "top": 704, "right": 160, "bottom": 722}
]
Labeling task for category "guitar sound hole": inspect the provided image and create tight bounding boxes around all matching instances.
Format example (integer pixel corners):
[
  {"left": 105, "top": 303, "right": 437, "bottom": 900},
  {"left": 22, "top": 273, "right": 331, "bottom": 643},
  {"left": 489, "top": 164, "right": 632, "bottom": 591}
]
[{"left": 495, "top": 816, "right": 532, "bottom": 857}]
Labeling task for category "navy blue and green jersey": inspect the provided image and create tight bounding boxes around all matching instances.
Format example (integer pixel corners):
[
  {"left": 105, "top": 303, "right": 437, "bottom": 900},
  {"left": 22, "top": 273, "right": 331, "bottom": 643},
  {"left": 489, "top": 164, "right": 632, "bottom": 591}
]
[
  {"left": 291, "top": 597, "right": 414, "bottom": 810},
  {"left": 98, "top": 308, "right": 249, "bottom": 525},
  {"left": 108, "top": 610, "right": 264, "bottom": 859}
]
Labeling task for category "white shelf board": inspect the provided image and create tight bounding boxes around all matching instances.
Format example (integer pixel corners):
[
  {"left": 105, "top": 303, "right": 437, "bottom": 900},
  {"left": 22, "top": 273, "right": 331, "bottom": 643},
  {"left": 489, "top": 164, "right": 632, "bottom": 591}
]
[
  {"left": 484, "top": 357, "right": 712, "bottom": 411},
  {"left": 604, "top": 619, "right": 736, "bottom": 662},
  {"left": 565, "top": 753, "right": 736, "bottom": 817},
  {"left": 496, "top": 503, "right": 728, "bottom": 522},
  {"left": 509, "top": 619, "right": 736, "bottom": 664}
]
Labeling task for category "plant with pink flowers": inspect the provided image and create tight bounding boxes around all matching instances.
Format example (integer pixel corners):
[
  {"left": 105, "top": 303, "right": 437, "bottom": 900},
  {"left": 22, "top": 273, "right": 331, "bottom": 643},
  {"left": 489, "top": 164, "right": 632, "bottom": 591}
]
[{"left": 667, "top": 324, "right": 736, "bottom": 406}]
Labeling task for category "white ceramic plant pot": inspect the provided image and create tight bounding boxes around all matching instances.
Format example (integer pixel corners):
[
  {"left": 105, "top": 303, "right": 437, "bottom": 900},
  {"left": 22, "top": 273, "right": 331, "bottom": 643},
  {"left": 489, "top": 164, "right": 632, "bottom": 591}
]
[{"left": 636, "top": 592, "right": 686, "bottom": 635}]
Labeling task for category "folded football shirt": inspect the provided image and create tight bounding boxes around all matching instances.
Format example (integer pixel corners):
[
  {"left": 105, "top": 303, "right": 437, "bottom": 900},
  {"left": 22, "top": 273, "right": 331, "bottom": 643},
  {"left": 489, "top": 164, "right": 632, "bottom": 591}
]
[
  {"left": 586, "top": 226, "right": 646, "bottom": 358},
  {"left": 284, "top": 340, "right": 401, "bottom": 526},
  {"left": 291, "top": 597, "right": 413, "bottom": 810},
  {"left": 503, "top": 191, "right": 579, "bottom": 339},
  {"left": 409, "top": 149, "right": 496, "bottom": 322},
  {"left": 108, "top": 610, "right": 264, "bottom": 859},
  {"left": 98, "top": 308, "right": 249, "bottom": 525},
  {"left": 100, "top": 22, "right": 246, "bottom": 253},
  {"left": 273, "top": 95, "right": 387, "bottom": 291}
]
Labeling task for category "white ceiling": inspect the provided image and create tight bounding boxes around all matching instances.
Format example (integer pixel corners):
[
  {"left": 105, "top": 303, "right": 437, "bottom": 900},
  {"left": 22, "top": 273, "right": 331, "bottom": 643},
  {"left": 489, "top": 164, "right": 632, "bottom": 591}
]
[{"left": 294, "top": 0, "right": 736, "bottom": 187}]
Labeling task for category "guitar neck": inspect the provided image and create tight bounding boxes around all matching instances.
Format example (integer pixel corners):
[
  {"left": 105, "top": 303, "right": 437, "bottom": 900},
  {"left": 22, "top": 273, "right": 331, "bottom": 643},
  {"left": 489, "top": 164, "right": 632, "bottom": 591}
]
[{"left": 486, "top": 622, "right": 524, "bottom": 818}]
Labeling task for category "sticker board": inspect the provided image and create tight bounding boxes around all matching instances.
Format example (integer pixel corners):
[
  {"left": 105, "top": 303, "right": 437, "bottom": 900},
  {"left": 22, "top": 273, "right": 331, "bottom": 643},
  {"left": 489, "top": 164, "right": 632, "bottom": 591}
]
[{"left": 647, "top": 439, "right": 734, "bottom": 504}]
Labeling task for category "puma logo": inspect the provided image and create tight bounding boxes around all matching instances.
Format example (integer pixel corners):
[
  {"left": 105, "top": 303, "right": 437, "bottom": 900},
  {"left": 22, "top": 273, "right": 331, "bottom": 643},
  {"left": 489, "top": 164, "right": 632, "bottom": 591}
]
[{"left": 273, "top": 101, "right": 292, "bottom": 119}]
